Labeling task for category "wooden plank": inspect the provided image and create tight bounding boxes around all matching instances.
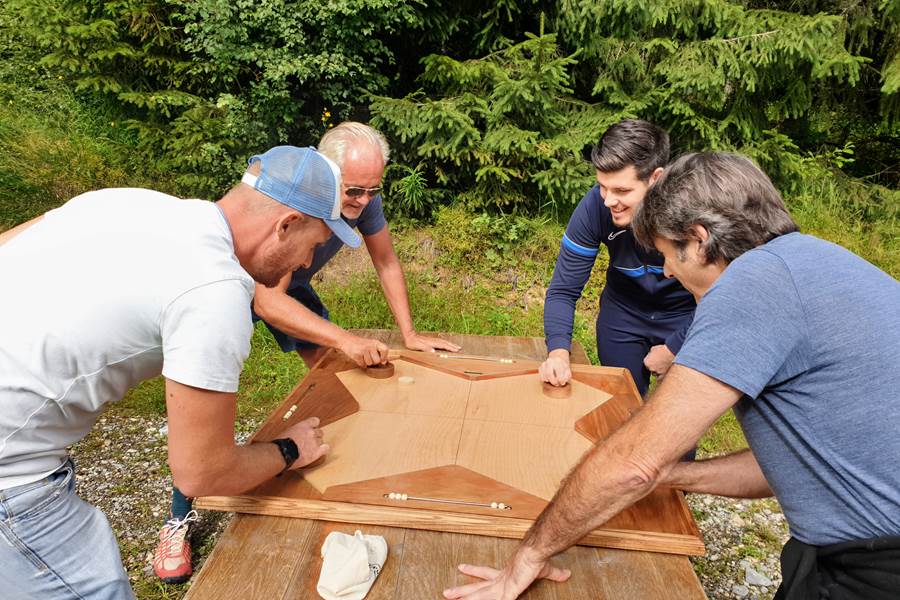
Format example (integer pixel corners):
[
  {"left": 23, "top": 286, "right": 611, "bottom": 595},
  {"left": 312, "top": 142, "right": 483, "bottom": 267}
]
[
  {"left": 590, "top": 548, "right": 708, "bottom": 599},
  {"left": 183, "top": 514, "right": 318, "bottom": 600},
  {"left": 194, "top": 495, "right": 706, "bottom": 556},
  {"left": 394, "top": 529, "right": 475, "bottom": 598},
  {"left": 350, "top": 330, "right": 591, "bottom": 366},
  {"left": 280, "top": 522, "right": 407, "bottom": 600}
]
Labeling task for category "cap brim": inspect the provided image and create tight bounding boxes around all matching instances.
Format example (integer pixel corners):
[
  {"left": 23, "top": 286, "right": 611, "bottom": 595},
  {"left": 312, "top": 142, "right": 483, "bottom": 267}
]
[{"left": 325, "top": 217, "right": 362, "bottom": 248}]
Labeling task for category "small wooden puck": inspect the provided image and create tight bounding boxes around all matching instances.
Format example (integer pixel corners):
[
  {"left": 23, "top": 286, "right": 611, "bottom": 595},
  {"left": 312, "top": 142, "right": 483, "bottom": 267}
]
[
  {"left": 365, "top": 361, "right": 395, "bottom": 379},
  {"left": 542, "top": 381, "right": 571, "bottom": 399}
]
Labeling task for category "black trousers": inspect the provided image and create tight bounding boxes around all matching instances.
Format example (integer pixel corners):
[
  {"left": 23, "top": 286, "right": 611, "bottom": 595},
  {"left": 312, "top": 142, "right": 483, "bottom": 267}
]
[{"left": 775, "top": 535, "right": 900, "bottom": 600}]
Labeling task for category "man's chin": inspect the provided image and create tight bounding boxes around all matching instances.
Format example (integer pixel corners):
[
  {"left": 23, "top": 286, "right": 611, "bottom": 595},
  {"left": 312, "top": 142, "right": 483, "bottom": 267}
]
[{"left": 612, "top": 214, "right": 632, "bottom": 227}]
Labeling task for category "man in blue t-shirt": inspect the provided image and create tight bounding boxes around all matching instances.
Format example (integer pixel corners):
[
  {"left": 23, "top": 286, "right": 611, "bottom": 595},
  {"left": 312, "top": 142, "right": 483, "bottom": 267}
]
[
  {"left": 444, "top": 153, "right": 900, "bottom": 600},
  {"left": 542, "top": 120, "right": 695, "bottom": 396},
  {"left": 153, "top": 122, "right": 461, "bottom": 584}
]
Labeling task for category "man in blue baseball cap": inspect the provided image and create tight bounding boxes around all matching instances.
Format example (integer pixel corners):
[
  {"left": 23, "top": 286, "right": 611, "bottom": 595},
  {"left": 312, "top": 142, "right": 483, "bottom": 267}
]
[
  {"left": 241, "top": 145, "right": 362, "bottom": 250},
  {"left": 153, "top": 122, "right": 463, "bottom": 584},
  {"left": 0, "top": 146, "right": 340, "bottom": 598}
]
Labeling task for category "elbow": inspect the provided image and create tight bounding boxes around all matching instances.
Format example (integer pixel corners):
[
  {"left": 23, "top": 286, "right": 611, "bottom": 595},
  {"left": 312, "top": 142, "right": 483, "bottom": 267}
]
[
  {"left": 618, "top": 456, "right": 665, "bottom": 495},
  {"left": 170, "top": 461, "right": 220, "bottom": 498},
  {"left": 252, "top": 295, "right": 275, "bottom": 323}
]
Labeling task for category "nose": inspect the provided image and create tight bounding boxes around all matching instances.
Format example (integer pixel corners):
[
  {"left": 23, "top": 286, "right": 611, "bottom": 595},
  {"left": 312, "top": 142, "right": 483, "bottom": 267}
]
[{"left": 663, "top": 262, "right": 674, "bottom": 279}]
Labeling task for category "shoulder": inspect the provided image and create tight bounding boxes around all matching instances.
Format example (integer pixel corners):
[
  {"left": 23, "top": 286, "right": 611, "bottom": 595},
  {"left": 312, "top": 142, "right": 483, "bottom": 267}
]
[
  {"left": 566, "top": 185, "right": 608, "bottom": 240},
  {"left": 360, "top": 194, "right": 386, "bottom": 221}
]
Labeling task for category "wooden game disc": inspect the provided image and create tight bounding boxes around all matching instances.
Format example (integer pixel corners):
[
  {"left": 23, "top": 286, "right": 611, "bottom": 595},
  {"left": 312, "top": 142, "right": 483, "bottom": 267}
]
[
  {"left": 365, "top": 361, "right": 395, "bottom": 379},
  {"left": 542, "top": 381, "right": 571, "bottom": 399}
]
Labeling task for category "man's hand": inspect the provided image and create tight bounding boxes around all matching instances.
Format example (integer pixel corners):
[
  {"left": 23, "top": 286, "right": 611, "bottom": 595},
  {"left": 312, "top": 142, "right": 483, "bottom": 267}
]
[
  {"left": 404, "top": 331, "right": 462, "bottom": 353},
  {"left": 442, "top": 546, "right": 571, "bottom": 600},
  {"left": 643, "top": 344, "right": 675, "bottom": 377},
  {"left": 339, "top": 335, "right": 390, "bottom": 367},
  {"left": 539, "top": 349, "right": 572, "bottom": 386},
  {"left": 282, "top": 416, "right": 330, "bottom": 469}
]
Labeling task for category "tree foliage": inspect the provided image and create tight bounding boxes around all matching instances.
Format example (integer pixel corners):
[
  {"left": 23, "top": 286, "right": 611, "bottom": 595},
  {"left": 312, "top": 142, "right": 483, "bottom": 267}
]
[
  {"left": 372, "top": 29, "right": 612, "bottom": 214},
  {"left": 7, "top": 0, "right": 899, "bottom": 214}
]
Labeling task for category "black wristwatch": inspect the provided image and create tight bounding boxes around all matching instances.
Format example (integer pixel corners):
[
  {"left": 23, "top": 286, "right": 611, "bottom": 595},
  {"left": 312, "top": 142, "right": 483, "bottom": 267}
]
[{"left": 271, "top": 438, "right": 299, "bottom": 476}]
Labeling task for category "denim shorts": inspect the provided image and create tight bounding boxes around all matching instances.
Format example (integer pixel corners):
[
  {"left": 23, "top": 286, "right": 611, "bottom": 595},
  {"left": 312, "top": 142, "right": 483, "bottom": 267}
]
[{"left": 0, "top": 459, "right": 135, "bottom": 599}]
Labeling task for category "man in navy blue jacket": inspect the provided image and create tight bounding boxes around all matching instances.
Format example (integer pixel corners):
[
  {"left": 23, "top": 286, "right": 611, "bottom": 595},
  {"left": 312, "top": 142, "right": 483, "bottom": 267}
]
[{"left": 541, "top": 120, "right": 695, "bottom": 395}]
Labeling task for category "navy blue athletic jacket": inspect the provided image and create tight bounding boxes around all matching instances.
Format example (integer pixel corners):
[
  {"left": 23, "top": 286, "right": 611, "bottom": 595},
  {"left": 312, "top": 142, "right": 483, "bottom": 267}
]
[{"left": 544, "top": 185, "right": 696, "bottom": 354}]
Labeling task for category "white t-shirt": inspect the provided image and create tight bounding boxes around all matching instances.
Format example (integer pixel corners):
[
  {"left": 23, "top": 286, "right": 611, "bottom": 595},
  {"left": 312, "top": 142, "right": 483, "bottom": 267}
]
[{"left": 0, "top": 189, "right": 255, "bottom": 489}]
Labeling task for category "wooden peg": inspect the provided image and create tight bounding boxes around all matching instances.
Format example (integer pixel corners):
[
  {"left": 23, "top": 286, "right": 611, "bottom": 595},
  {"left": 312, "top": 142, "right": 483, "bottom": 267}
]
[
  {"left": 365, "top": 361, "right": 395, "bottom": 379},
  {"left": 542, "top": 381, "right": 571, "bottom": 399}
]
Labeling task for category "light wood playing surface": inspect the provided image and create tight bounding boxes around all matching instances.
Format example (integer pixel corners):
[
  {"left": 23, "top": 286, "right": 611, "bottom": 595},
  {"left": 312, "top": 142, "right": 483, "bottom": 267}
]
[{"left": 185, "top": 331, "right": 708, "bottom": 600}]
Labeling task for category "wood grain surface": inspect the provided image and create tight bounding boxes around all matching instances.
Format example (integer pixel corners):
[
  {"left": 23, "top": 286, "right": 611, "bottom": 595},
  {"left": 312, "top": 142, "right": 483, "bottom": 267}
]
[
  {"left": 185, "top": 331, "right": 707, "bottom": 600},
  {"left": 197, "top": 343, "right": 703, "bottom": 556}
]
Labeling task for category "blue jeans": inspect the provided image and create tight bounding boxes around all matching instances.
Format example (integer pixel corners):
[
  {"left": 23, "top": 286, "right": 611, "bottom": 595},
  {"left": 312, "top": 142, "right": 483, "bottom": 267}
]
[{"left": 0, "top": 459, "right": 135, "bottom": 599}]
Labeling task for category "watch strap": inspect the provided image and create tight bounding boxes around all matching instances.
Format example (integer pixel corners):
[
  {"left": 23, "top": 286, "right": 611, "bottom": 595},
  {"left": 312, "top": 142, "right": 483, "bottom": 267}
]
[{"left": 271, "top": 438, "right": 300, "bottom": 476}]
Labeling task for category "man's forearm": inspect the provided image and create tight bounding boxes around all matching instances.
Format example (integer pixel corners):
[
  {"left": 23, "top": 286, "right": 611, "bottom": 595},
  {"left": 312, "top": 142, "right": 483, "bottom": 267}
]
[
  {"left": 521, "top": 365, "right": 742, "bottom": 560},
  {"left": 255, "top": 287, "right": 352, "bottom": 349},
  {"left": 662, "top": 448, "right": 773, "bottom": 498},
  {"left": 524, "top": 434, "right": 661, "bottom": 559},
  {"left": 175, "top": 441, "right": 285, "bottom": 498}
]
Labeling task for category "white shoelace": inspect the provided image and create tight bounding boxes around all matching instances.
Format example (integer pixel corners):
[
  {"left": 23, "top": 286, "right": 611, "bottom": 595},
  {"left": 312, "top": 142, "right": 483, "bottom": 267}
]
[{"left": 162, "top": 509, "right": 200, "bottom": 542}]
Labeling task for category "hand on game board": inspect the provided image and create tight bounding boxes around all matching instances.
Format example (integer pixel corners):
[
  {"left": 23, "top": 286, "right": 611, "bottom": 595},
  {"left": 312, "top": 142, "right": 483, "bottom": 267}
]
[
  {"left": 442, "top": 546, "right": 570, "bottom": 600},
  {"left": 339, "top": 334, "right": 390, "bottom": 367},
  {"left": 643, "top": 343, "right": 675, "bottom": 377},
  {"left": 284, "top": 416, "right": 330, "bottom": 469},
  {"left": 539, "top": 349, "right": 571, "bottom": 386},
  {"left": 403, "top": 330, "right": 462, "bottom": 353}
]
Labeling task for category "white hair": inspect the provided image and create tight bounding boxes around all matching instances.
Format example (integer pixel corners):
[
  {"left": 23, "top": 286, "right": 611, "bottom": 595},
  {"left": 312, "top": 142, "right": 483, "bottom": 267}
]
[{"left": 318, "top": 122, "right": 390, "bottom": 169}]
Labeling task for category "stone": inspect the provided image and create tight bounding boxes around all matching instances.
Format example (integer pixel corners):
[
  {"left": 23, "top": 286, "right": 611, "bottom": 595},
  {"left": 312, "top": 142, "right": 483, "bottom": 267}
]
[
  {"left": 732, "top": 584, "right": 750, "bottom": 598},
  {"left": 745, "top": 566, "right": 774, "bottom": 587}
]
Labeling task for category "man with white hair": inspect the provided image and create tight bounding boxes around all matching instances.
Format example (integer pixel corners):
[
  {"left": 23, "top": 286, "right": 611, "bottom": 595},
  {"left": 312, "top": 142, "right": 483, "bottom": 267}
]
[
  {"left": 153, "top": 122, "right": 461, "bottom": 583},
  {"left": 0, "top": 146, "right": 340, "bottom": 598}
]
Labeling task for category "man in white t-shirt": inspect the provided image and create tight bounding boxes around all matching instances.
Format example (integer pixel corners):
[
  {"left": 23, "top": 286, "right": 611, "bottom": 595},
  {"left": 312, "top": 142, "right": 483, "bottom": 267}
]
[{"left": 0, "top": 146, "right": 347, "bottom": 599}]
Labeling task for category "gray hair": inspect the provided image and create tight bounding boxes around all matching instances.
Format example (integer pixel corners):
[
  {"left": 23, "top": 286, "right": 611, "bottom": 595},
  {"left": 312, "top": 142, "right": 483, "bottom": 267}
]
[
  {"left": 632, "top": 152, "right": 798, "bottom": 264},
  {"left": 318, "top": 122, "right": 390, "bottom": 169},
  {"left": 591, "top": 119, "right": 670, "bottom": 180}
]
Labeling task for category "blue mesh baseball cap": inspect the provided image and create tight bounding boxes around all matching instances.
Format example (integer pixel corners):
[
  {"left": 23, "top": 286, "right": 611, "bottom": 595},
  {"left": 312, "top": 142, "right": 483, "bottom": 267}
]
[{"left": 241, "top": 146, "right": 361, "bottom": 248}]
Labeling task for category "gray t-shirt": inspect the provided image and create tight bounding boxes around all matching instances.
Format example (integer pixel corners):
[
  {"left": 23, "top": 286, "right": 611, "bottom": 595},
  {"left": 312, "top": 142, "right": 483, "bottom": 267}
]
[
  {"left": 288, "top": 194, "right": 387, "bottom": 289},
  {"left": 675, "top": 233, "right": 900, "bottom": 545}
]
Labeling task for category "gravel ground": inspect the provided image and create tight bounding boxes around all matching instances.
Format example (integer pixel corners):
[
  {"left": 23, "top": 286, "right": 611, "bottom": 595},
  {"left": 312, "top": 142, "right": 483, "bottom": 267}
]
[{"left": 70, "top": 413, "right": 790, "bottom": 599}]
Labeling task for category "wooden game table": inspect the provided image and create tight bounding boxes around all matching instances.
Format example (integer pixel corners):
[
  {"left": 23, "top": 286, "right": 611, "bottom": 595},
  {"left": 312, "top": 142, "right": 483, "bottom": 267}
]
[{"left": 184, "top": 330, "right": 707, "bottom": 599}]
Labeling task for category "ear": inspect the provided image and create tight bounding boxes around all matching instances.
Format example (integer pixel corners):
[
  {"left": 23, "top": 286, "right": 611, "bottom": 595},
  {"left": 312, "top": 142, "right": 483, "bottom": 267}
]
[
  {"left": 275, "top": 212, "right": 304, "bottom": 239},
  {"left": 689, "top": 223, "right": 710, "bottom": 243},
  {"left": 648, "top": 166, "right": 664, "bottom": 185}
]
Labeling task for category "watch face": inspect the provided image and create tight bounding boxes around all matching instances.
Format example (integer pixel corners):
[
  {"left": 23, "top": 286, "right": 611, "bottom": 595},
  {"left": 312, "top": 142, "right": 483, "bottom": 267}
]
[{"left": 275, "top": 438, "right": 299, "bottom": 467}]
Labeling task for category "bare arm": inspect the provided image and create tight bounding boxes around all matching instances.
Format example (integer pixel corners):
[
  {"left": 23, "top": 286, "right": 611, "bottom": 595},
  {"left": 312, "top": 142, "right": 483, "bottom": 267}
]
[
  {"left": 165, "top": 379, "right": 327, "bottom": 497},
  {"left": 253, "top": 272, "right": 389, "bottom": 366},
  {"left": 0, "top": 215, "right": 43, "bottom": 246},
  {"left": 365, "top": 226, "right": 460, "bottom": 352},
  {"left": 663, "top": 448, "right": 773, "bottom": 498},
  {"left": 444, "top": 365, "right": 744, "bottom": 599}
]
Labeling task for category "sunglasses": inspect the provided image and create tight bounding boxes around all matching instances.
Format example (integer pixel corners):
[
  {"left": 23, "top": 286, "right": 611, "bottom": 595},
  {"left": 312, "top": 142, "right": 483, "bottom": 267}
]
[{"left": 344, "top": 186, "right": 382, "bottom": 199}]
